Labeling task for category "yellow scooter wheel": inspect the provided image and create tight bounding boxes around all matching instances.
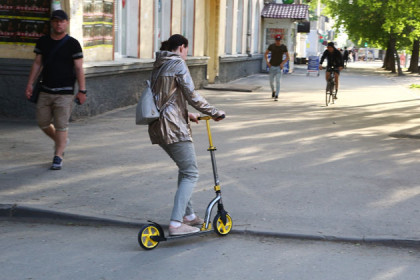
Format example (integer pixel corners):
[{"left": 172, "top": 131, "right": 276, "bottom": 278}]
[
  {"left": 138, "top": 224, "right": 161, "bottom": 250},
  {"left": 213, "top": 213, "right": 233, "bottom": 236}
]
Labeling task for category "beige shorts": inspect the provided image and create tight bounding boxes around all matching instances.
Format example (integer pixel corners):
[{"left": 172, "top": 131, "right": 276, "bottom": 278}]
[{"left": 36, "top": 92, "right": 74, "bottom": 131}]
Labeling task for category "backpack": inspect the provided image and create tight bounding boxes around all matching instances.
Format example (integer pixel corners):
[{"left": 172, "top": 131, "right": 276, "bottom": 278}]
[
  {"left": 135, "top": 80, "right": 160, "bottom": 125},
  {"left": 135, "top": 66, "right": 165, "bottom": 125}
]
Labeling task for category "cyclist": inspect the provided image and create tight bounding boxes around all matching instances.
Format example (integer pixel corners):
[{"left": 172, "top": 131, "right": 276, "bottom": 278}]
[{"left": 319, "top": 42, "right": 344, "bottom": 99}]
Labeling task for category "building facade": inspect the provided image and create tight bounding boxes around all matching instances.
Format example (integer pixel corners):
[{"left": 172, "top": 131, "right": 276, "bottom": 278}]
[{"left": 0, "top": 0, "right": 302, "bottom": 119}]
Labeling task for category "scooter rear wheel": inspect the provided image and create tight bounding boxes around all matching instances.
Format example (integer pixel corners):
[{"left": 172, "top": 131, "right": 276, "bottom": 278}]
[
  {"left": 213, "top": 213, "right": 233, "bottom": 236},
  {"left": 138, "top": 224, "right": 161, "bottom": 250}
]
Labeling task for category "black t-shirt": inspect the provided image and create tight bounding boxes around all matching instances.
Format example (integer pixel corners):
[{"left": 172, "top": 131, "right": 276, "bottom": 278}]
[
  {"left": 34, "top": 35, "right": 83, "bottom": 94},
  {"left": 320, "top": 49, "right": 344, "bottom": 68},
  {"left": 343, "top": 50, "right": 349, "bottom": 60},
  {"left": 268, "top": 43, "right": 288, "bottom": 66}
]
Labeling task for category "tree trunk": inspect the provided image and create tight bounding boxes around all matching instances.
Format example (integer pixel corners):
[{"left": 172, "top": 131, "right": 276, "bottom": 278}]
[
  {"left": 382, "top": 50, "right": 387, "bottom": 69},
  {"left": 394, "top": 48, "right": 403, "bottom": 76},
  {"left": 388, "top": 35, "right": 397, "bottom": 73},
  {"left": 407, "top": 39, "right": 419, "bottom": 73},
  {"left": 383, "top": 39, "right": 392, "bottom": 69}
]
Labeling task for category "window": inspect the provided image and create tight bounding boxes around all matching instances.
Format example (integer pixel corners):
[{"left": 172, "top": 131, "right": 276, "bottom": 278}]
[
  {"left": 154, "top": 0, "right": 172, "bottom": 55},
  {"left": 114, "top": 0, "right": 127, "bottom": 58},
  {"left": 182, "top": 0, "right": 194, "bottom": 56},
  {"left": 114, "top": 0, "right": 139, "bottom": 58}
]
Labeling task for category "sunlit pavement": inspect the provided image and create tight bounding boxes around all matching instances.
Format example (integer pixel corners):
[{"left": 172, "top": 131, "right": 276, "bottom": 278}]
[{"left": 1, "top": 60, "right": 419, "bottom": 244}]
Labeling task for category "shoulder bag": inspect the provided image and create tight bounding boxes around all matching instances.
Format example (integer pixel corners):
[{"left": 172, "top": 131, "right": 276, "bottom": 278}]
[{"left": 135, "top": 66, "right": 165, "bottom": 125}]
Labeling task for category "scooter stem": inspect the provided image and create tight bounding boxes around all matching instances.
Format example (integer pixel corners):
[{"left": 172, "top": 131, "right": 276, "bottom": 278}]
[{"left": 198, "top": 116, "right": 215, "bottom": 149}]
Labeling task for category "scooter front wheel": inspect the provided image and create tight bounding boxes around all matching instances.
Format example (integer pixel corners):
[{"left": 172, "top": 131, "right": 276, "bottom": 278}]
[
  {"left": 213, "top": 213, "right": 233, "bottom": 236},
  {"left": 138, "top": 224, "right": 161, "bottom": 250}
]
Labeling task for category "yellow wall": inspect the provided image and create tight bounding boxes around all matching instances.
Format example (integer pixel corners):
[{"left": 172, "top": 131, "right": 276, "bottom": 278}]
[
  {"left": 139, "top": 0, "right": 154, "bottom": 59},
  {"left": 84, "top": 46, "right": 113, "bottom": 61},
  {"left": 206, "top": 0, "right": 222, "bottom": 83},
  {"left": 194, "top": 1, "right": 206, "bottom": 57},
  {"left": 0, "top": 45, "right": 34, "bottom": 59},
  {"left": 172, "top": 0, "right": 182, "bottom": 35}
]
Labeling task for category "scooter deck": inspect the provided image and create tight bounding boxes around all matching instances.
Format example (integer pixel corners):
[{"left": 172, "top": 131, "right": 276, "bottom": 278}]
[{"left": 151, "top": 228, "right": 214, "bottom": 242}]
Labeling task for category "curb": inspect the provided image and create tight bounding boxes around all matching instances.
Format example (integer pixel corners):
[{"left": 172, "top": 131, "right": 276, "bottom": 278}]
[
  {"left": 0, "top": 204, "right": 143, "bottom": 228},
  {"left": 233, "top": 229, "right": 420, "bottom": 248},
  {"left": 1, "top": 204, "right": 419, "bottom": 248},
  {"left": 203, "top": 84, "right": 261, "bottom": 92}
]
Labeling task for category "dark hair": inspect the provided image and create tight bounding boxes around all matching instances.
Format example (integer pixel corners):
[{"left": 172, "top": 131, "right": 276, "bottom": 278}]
[
  {"left": 327, "top": 42, "right": 335, "bottom": 47},
  {"left": 160, "top": 34, "right": 189, "bottom": 51}
]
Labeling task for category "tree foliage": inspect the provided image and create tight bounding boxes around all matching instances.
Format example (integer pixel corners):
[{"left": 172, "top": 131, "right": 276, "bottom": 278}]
[{"left": 322, "top": 0, "right": 420, "bottom": 74}]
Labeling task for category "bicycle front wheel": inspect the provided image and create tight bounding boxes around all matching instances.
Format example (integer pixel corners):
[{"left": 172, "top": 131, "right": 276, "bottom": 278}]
[{"left": 326, "top": 83, "right": 332, "bottom": 106}]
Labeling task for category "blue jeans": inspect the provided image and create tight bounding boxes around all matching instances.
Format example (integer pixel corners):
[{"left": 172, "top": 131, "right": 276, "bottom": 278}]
[
  {"left": 269, "top": 66, "right": 282, "bottom": 97},
  {"left": 160, "top": 141, "right": 199, "bottom": 222}
]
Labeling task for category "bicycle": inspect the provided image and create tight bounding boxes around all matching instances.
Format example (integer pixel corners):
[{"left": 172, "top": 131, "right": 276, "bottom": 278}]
[{"left": 325, "top": 66, "right": 338, "bottom": 106}]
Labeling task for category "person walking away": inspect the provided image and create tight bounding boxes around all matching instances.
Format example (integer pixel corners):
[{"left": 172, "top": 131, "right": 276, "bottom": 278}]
[
  {"left": 264, "top": 34, "right": 290, "bottom": 101},
  {"left": 25, "top": 10, "right": 86, "bottom": 170},
  {"left": 349, "top": 49, "right": 354, "bottom": 62},
  {"left": 148, "top": 34, "right": 225, "bottom": 236},
  {"left": 343, "top": 47, "right": 349, "bottom": 68},
  {"left": 319, "top": 42, "right": 344, "bottom": 99}
]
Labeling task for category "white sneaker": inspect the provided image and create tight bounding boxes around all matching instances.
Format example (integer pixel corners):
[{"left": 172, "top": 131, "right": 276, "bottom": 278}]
[{"left": 169, "top": 223, "right": 200, "bottom": 236}]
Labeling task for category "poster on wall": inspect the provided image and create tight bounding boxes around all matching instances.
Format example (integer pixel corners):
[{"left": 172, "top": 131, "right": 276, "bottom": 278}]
[
  {"left": 83, "top": 0, "right": 113, "bottom": 48},
  {"left": 0, "top": 0, "right": 50, "bottom": 44},
  {"left": 103, "top": 0, "right": 113, "bottom": 23},
  {"left": 0, "top": 18, "right": 16, "bottom": 42},
  {"left": 103, "top": 23, "right": 112, "bottom": 45},
  {"left": 0, "top": 1, "right": 14, "bottom": 16},
  {"left": 16, "top": 19, "right": 49, "bottom": 43},
  {"left": 82, "top": 23, "right": 94, "bottom": 47},
  {"left": 93, "top": 0, "right": 103, "bottom": 22},
  {"left": 265, "top": 28, "right": 286, "bottom": 46},
  {"left": 83, "top": 0, "right": 95, "bottom": 22},
  {"left": 14, "top": 0, "right": 50, "bottom": 18}
]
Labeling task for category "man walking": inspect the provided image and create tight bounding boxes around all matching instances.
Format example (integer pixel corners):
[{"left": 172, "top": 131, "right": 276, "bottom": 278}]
[
  {"left": 264, "top": 34, "right": 290, "bottom": 101},
  {"left": 25, "top": 10, "right": 86, "bottom": 170},
  {"left": 343, "top": 47, "right": 349, "bottom": 68}
]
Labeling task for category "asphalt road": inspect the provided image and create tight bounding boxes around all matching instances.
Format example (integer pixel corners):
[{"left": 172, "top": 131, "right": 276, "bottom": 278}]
[{"left": 1, "top": 220, "right": 419, "bottom": 280}]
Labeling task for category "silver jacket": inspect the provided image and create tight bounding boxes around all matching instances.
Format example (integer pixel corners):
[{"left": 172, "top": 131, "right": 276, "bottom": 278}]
[{"left": 148, "top": 51, "right": 222, "bottom": 145}]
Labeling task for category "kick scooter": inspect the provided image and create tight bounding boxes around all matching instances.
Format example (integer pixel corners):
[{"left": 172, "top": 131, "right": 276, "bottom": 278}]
[{"left": 138, "top": 115, "right": 232, "bottom": 250}]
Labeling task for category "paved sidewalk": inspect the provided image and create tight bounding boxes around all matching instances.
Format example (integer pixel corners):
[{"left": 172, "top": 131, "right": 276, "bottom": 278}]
[{"left": 1, "top": 61, "right": 419, "bottom": 245}]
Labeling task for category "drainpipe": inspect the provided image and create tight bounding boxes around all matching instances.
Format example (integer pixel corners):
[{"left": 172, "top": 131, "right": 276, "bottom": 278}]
[{"left": 246, "top": 17, "right": 251, "bottom": 55}]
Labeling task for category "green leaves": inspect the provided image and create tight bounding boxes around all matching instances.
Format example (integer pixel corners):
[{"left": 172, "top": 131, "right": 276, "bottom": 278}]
[{"left": 323, "top": 0, "right": 419, "bottom": 50}]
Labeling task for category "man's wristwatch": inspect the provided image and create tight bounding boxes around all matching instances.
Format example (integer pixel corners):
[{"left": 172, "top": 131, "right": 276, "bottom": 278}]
[{"left": 78, "top": 89, "right": 87, "bottom": 94}]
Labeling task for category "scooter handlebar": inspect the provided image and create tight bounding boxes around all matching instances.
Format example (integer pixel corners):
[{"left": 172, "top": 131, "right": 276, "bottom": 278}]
[{"left": 198, "top": 114, "right": 225, "bottom": 121}]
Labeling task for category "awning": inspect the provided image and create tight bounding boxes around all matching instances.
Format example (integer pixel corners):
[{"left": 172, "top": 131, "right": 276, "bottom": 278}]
[{"left": 261, "top": 4, "right": 309, "bottom": 20}]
